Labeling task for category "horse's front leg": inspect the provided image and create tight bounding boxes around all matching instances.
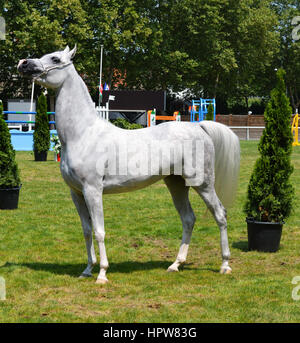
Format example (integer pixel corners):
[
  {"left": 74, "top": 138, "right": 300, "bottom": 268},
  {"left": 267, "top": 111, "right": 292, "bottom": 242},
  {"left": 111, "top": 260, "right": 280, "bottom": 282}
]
[
  {"left": 70, "top": 189, "right": 97, "bottom": 277},
  {"left": 83, "top": 183, "right": 109, "bottom": 284}
]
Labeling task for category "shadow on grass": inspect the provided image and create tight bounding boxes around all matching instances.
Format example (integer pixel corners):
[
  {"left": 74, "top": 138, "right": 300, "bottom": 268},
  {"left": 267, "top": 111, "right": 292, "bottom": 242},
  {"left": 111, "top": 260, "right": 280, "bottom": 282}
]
[
  {"left": 0, "top": 260, "right": 171, "bottom": 277},
  {"left": 0, "top": 260, "right": 218, "bottom": 276},
  {"left": 232, "top": 240, "right": 249, "bottom": 252}
]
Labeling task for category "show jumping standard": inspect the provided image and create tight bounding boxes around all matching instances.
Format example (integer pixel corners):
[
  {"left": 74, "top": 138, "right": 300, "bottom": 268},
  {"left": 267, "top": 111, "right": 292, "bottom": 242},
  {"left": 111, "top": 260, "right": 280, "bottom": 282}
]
[{"left": 18, "top": 46, "right": 240, "bottom": 284}]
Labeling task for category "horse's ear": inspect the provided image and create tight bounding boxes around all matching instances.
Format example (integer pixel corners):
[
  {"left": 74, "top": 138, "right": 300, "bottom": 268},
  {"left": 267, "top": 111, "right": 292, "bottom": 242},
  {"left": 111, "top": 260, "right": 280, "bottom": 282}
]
[
  {"left": 64, "top": 46, "right": 70, "bottom": 54},
  {"left": 69, "top": 44, "right": 77, "bottom": 60}
]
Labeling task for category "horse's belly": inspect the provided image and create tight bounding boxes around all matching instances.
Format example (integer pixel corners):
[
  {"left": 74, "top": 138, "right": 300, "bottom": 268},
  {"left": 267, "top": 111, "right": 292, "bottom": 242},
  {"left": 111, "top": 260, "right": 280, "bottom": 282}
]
[{"left": 103, "top": 175, "right": 163, "bottom": 194}]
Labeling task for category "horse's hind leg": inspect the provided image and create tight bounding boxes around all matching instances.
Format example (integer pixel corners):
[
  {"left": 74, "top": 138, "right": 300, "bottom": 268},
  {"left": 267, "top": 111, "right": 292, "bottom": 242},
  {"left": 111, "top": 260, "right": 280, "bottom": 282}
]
[
  {"left": 193, "top": 185, "right": 232, "bottom": 274},
  {"left": 164, "top": 175, "right": 196, "bottom": 272},
  {"left": 71, "top": 189, "right": 97, "bottom": 277}
]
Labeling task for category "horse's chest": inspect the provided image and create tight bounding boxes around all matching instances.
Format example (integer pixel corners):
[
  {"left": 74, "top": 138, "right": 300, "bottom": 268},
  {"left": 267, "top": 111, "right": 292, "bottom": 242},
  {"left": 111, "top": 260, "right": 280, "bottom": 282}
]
[{"left": 60, "top": 159, "right": 83, "bottom": 191}]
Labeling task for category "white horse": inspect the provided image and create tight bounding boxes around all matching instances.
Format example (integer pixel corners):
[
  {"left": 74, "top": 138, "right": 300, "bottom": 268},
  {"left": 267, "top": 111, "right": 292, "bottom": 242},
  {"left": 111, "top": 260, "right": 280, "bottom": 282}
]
[{"left": 18, "top": 46, "right": 240, "bottom": 284}]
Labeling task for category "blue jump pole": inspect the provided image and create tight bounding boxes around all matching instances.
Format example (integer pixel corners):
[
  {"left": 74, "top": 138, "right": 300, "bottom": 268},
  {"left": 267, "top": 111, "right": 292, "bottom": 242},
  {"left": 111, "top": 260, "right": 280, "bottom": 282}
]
[
  {"left": 5, "top": 121, "right": 56, "bottom": 124},
  {"left": 4, "top": 111, "right": 55, "bottom": 115},
  {"left": 190, "top": 99, "right": 216, "bottom": 122}
]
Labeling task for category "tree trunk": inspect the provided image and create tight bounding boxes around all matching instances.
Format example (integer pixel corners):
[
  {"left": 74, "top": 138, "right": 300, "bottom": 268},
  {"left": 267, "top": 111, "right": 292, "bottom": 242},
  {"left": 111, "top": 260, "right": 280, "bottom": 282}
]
[
  {"left": 245, "top": 96, "right": 249, "bottom": 112},
  {"left": 213, "top": 73, "right": 220, "bottom": 99},
  {"left": 289, "top": 86, "right": 296, "bottom": 113}
]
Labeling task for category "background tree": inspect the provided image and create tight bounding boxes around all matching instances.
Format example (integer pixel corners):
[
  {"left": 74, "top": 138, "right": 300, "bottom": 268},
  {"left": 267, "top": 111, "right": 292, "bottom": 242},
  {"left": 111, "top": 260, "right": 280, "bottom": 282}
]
[
  {"left": 0, "top": 0, "right": 92, "bottom": 103},
  {"left": 272, "top": 1, "right": 300, "bottom": 112},
  {"left": 0, "top": 0, "right": 296, "bottom": 115},
  {"left": 206, "top": 103, "right": 214, "bottom": 120}
]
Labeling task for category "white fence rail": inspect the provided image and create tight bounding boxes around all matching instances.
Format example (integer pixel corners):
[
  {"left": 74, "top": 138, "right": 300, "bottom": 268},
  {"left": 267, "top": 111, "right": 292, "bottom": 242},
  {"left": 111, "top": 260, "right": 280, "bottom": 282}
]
[
  {"left": 228, "top": 126, "right": 265, "bottom": 141},
  {"left": 230, "top": 126, "right": 299, "bottom": 141}
]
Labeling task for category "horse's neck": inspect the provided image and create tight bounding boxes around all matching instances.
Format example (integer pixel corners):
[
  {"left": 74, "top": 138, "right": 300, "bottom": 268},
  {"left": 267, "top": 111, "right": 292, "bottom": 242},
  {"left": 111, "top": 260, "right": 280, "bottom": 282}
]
[{"left": 55, "top": 67, "right": 105, "bottom": 145}]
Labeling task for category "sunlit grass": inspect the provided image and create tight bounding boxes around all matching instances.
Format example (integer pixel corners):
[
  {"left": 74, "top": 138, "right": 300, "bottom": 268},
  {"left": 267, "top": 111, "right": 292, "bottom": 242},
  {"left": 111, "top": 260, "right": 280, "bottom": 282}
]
[{"left": 0, "top": 142, "right": 300, "bottom": 322}]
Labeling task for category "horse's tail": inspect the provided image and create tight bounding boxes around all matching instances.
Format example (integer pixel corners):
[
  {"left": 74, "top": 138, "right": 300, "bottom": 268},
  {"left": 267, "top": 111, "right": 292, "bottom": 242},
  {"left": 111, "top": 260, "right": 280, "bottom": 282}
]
[{"left": 199, "top": 121, "right": 240, "bottom": 208}]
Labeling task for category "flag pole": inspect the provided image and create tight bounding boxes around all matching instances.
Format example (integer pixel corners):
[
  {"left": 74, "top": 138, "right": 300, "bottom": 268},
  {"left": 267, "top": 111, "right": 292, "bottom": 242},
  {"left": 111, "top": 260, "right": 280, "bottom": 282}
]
[
  {"left": 98, "top": 44, "right": 104, "bottom": 107},
  {"left": 29, "top": 81, "right": 35, "bottom": 131}
]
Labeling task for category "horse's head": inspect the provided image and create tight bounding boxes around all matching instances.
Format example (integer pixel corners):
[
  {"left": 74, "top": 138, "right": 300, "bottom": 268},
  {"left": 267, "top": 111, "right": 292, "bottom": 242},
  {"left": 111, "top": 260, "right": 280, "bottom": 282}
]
[{"left": 18, "top": 45, "right": 77, "bottom": 89}]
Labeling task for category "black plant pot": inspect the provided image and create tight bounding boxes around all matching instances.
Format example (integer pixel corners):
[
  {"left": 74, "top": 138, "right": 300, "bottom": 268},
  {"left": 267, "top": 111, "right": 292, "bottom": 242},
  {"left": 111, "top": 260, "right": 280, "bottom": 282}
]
[
  {"left": 0, "top": 185, "right": 22, "bottom": 210},
  {"left": 246, "top": 218, "right": 283, "bottom": 252},
  {"left": 34, "top": 150, "right": 48, "bottom": 161}
]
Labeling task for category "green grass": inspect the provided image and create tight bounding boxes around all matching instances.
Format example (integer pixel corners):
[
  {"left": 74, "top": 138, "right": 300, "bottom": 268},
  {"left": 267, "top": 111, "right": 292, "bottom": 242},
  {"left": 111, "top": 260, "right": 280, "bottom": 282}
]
[{"left": 1, "top": 142, "right": 300, "bottom": 323}]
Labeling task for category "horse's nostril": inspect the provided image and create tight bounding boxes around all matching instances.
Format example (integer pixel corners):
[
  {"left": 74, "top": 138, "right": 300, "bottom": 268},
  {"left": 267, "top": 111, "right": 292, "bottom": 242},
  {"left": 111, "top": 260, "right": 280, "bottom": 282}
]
[
  {"left": 17, "top": 59, "right": 27, "bottom": 70},
  {"left": 23, "top": 60, "right": 28, "bottom": 65}
]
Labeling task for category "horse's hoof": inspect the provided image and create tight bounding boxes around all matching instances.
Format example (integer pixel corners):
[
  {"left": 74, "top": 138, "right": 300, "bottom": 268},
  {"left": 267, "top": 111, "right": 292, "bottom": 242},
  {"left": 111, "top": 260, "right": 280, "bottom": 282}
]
[
  {"left": 167, "top": 266, "right": 179, "bottom": 272},
  {"left": 79, "top": 273, "right": 92, "bottom": 278},
  {"left": 96, "top": 277, "right": 109, "bottom": 284},
  {"left": 220, "top": 267, "right": 232, "bottom": 274}
]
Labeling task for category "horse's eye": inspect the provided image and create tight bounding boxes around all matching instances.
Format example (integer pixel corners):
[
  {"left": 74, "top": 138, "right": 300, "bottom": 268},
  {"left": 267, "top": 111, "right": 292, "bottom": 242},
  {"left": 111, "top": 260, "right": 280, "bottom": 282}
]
[{"left": 51, "top": 57, "right": 60, "bottom": 63}]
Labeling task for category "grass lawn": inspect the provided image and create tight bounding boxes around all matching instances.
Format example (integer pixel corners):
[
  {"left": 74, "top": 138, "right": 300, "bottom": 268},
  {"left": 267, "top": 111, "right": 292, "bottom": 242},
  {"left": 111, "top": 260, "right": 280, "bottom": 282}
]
[{"left": 0, "top": 141, "right": 300, "bottom": 323}]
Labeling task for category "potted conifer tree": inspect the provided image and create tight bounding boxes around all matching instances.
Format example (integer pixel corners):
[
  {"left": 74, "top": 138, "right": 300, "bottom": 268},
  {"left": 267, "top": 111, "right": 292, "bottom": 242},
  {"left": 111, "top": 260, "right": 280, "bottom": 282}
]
[
  {"left": 0, "top": 100, "right": 22, "bottom": 209},
  {"left": 33, "top": 93, "right": 50, "bottom": 161},
  {"left": 244, "top": 69, "right": 294, "bottom": 252}
]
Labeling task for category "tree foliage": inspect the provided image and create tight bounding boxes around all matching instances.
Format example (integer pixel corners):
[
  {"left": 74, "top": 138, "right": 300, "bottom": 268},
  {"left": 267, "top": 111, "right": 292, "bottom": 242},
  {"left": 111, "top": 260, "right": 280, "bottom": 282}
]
[
  {"left": 33, "top": 94, "right": 50, "bottom": 153},
  {"left": 0, "top": 1, "right": 297, "bottom": 112},
  {"left": 0, "top": 100, "right": 21, "bottom": 189},
  {"left": 271, "top": 1, "right": 300, "bottom": 111},
  {"left": 244, "top": 69, "right": 294, "bottom": 222},
  {"left": 112, "top": 118, "right": 143, "bottom": 129},
  {"left": 206, "top": 104, "right": 214, "bottom": 120},
  {"left": 0, "top": 0, "right": 92, "bottom": 100}
]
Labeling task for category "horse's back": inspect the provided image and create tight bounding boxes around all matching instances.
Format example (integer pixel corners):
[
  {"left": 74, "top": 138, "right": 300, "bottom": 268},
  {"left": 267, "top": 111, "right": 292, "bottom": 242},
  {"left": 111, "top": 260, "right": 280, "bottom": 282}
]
[{"left": 126, "top": 120, "right": 209, "bottom": 143}]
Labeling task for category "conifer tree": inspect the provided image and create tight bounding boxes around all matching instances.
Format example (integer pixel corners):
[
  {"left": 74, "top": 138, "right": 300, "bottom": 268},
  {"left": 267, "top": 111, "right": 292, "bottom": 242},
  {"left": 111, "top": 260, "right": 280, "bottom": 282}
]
[
  {"left": 244, "top": 69, "right": 294, "bottom": 222},
  {"left": 0, "top": 100, "right": 21, "bottom": 189},
  {"left": 33, "top": 93, "right": 50, "bottom": 154},
  {"left": 206, "top": 103, "right": 214, "bottom": 120}
]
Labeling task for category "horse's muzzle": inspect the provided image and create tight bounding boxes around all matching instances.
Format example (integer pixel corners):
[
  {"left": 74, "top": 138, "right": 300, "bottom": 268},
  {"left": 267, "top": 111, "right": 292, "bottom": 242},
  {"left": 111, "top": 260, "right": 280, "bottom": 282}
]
[{"left": 17, "top": 59, "right": 43, "bottom": 77}]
